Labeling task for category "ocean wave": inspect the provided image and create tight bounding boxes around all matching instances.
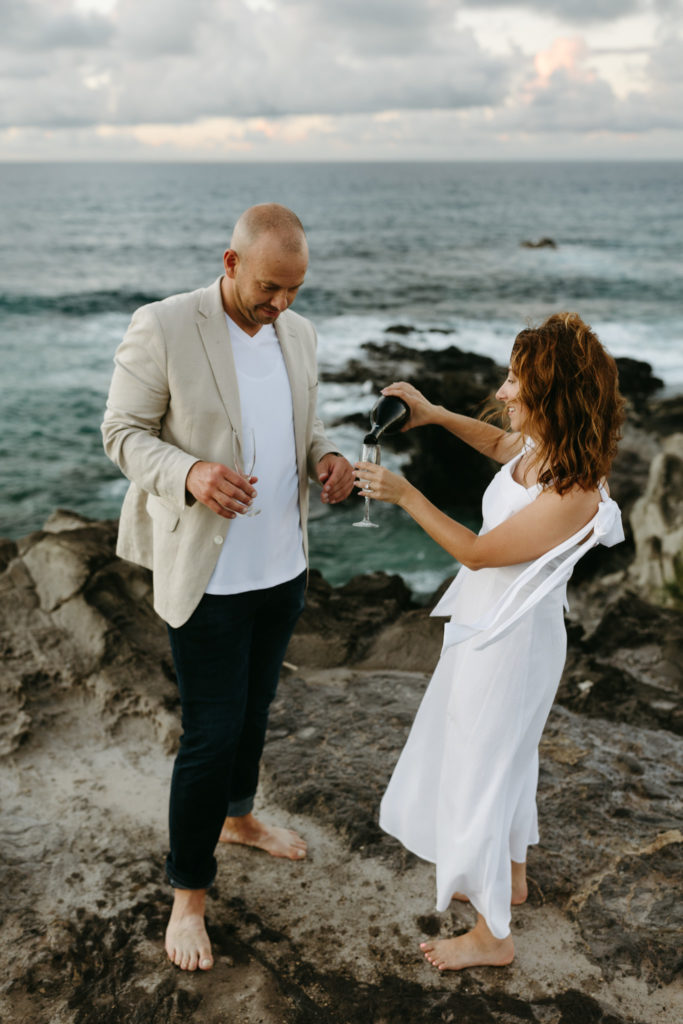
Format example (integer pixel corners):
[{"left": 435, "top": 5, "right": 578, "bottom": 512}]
[
  {"left": 0, "top": 289, "right": 162, "bottom": 317},
  {"left": 299, "top": 272, "right": 683, "bottom": 317}
]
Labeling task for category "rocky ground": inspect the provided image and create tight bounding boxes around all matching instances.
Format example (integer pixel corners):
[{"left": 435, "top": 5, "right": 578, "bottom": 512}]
[{"left": 1, "top": 342, "right": 681, "bottom": 1024}]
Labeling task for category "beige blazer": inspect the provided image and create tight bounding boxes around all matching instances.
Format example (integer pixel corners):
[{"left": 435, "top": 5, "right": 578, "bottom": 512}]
[{"left": 102, "top": 277, "right": 336, "bottom": 627}]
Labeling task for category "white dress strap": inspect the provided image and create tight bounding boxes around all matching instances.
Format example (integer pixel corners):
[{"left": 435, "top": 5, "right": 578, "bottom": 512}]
[{"left": 434, "top": 494, "right": 624, "bottom": 652}]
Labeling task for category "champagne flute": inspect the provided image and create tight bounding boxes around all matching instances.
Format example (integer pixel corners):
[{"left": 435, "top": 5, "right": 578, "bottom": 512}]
[
  {"left": 235, "top": 427, "right": 261, "bottom": 517},
  {"left": 353, "top": 442, "right": 380, "bottom": 528}
]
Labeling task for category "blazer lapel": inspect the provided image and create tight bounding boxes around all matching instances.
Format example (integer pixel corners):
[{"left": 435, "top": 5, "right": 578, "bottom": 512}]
[
  {"left": 276, "top": 314, "right": 307, "bottom": 476},
  {"left": 196, "top": 277, "right": 242, "bottom": 438}
]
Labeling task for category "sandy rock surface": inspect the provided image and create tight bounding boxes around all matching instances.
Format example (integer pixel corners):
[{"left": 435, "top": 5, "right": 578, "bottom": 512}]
[{"left": 1, "top": 510, "right": 682, "bottom": 1023}]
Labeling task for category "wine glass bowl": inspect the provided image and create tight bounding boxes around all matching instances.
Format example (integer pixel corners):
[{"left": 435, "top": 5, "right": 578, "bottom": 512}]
[
  {"left": 353, "top": 442, "right": 380, "bottom": 528},
  {"left": 235, "top": 427, "right": 261, "bottom": 517}
]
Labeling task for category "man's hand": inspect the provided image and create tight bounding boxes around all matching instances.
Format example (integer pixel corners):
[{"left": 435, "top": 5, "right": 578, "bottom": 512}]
[
  {"left": 186, "top": 461, "right": 257, "bottom": 519},
  {"left": 317, "top": 453, "right": 354, "bottom": 504}
]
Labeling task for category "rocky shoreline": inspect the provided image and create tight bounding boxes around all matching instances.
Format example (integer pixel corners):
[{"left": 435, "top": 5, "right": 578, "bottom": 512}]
[{"left": 1, "top": 341, "right": 681, "bottom": 1024}]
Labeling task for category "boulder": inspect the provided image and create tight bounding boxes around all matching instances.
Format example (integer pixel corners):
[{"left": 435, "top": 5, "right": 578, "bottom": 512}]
[
  {"left": 287, "top": 569, "right": 416, "bottom": 668},
  {"left": 614, "top": 357, "right": 664, "bottom": 414},
  {"left": 630, "top": 434, "right": 683, "bottom": 607},
  {"left": 560, "top": 589, "right": 683, "bottom": 736}
]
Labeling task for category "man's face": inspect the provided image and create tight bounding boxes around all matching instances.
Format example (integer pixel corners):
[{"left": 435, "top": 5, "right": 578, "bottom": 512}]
[{"left": 223, "top": 234, "right": 308, "bottom": 336}]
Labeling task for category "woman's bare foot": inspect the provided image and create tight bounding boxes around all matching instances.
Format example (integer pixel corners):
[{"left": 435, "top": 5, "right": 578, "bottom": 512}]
[
  {"left": 165, "top": 888, "right": 214, "bottom": 972},
  {"left": 420, "top": 916, "right": 514, "bottom": 972},
  {"left": 219, "top": 812, "right": 307, "bottom": 860},
  {"left": 452, "top": 860, "right": 528, "bottom": 906}
]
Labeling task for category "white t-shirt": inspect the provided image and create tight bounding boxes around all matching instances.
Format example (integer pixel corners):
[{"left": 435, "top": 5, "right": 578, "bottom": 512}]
[{"left": 205, "top": 317, "right": 306, "bottom": 594}]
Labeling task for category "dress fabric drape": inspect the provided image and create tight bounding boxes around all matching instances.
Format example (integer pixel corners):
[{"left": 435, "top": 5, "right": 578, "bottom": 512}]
[{"left": 379, "top": 448, "right": 624, "bottom": 939}]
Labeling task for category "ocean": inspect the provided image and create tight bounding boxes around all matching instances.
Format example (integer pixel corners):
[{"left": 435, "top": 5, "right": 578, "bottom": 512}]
[{"left": 1, "top": 161, "right": 681, "bottom": 595}]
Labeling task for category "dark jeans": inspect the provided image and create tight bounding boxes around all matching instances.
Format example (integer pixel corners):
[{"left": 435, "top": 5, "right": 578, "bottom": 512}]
[{"left": 165, "top": 570, "right": 306, "bottom": 890}]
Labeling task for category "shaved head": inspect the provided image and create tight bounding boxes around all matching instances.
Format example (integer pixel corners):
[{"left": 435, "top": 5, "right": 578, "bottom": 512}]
[
  {"left": 230, "top": 203, "right": 308, "bottom": 260},
  {"left": 221, "top": 203, "right": 309, "bottom": 335}
]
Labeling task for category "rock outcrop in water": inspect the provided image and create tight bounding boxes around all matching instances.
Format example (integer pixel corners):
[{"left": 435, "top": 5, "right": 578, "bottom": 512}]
[
  {"left": 1, "top": 346, "right": 681, "bottom": 1024},
  {"left": 327, "top": 337, "right": 682, "bottom": 580},
  {"left": 520, "top": 237, "right": 558, "bottom": 249}
]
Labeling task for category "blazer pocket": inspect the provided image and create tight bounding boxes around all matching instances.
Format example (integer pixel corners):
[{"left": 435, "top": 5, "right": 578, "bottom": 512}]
[{"left": 145, "top": 493, "right": 180, "bottom": 533}]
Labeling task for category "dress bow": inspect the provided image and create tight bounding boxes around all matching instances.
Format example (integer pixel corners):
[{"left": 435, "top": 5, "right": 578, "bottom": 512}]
[{"left": 593, "top": 496, "right": 624, "bottom": 546}]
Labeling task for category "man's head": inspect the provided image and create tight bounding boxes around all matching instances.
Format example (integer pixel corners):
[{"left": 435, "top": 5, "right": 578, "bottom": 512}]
[{"left": 221, "top": 204, "right": 309, "bottom": 336}]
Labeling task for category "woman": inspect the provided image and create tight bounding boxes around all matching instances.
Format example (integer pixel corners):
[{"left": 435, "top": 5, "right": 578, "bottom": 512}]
[{"left": 354, "top": 313, "right": 625, "bottom": 972}]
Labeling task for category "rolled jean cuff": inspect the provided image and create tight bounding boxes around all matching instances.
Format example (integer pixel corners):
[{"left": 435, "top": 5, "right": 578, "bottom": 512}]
[
  {"left": 226, "top": 794, "right": 255, "bottom": 818},
  {"left": 166, "top": 854, "right": 217, "bottom": 892}
]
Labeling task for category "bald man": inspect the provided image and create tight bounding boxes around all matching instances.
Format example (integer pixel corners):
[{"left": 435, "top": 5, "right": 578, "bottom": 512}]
[{"left": 102, "top": 204, "right": 353, "bottom": 972}]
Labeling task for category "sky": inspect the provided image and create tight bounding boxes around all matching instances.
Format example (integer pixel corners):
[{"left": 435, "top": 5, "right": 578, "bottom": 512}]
[{"left": 1, "top": 0, "right": 682, "bottom": 160}]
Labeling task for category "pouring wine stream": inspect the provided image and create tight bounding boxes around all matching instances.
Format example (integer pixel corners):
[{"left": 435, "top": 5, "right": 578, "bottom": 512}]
[{"left": 353, "top": 395, "right": 410, "bottom": 529}]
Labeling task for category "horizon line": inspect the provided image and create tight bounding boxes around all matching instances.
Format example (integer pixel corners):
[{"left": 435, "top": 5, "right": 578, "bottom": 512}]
[{"left": 1, "top": 156, "right": 682, "bottom": 165}]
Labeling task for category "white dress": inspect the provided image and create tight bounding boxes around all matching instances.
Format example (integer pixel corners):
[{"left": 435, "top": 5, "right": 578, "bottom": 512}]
[{"left": 379, "top": 447, "right": 624, "bottom": 939}]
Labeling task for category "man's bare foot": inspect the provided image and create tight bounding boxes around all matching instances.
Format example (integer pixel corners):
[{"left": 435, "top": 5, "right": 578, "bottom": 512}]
[
  {"left": 165, "top": 888, "right": 214, "bottom": 972},
  {"left": 452, "top": 860, "right": 528, "bottom": 906},
  {"left": 420, "top": 916, "right": 514, "bottom": 972},
  {"left": 219, "top": 811, "right": 307, "bottom": 860}
]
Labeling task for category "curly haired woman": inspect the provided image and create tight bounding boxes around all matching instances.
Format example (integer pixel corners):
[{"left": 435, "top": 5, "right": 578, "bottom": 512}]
[{"left": 354, "top": 313, "right": 625, "bottom": 971}]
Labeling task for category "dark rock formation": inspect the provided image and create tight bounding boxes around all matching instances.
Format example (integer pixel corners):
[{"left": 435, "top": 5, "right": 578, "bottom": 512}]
[
  {"left": 324, "top": 339, "right": 504, "bottom": 510},
  {"left": 560, "top": 590, "right": 683, "bottom": 736},
  {"left": 286, "top": 568, "right": 416, "bottom": 668},
  {"left": 520, "top": 238, "right": 557, "bottom": 248},
  {"left": 614, "top": 358, "right": 664, "bottom": 416},
  {"left": 644, "top": 393, "right": 683, "bottom": 437},
  {"left": 324, "top": 340, "right": 678, "bottom": 529}
]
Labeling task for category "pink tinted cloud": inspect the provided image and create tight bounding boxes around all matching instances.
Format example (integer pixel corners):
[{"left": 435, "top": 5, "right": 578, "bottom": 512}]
[{"left": 533, "top": 36, "right": 592, "bottom": 86}]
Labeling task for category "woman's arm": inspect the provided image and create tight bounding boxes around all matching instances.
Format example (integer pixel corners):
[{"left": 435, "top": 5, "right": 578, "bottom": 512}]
[
  {"left": 381, "top": 382, "right": 521, "bottom": 464},
  {"left": 431, "top": 406, "right": 522, "bottom": 464},
  {"left": 353, "top": 463, "right": 601, "bottom": 569}
]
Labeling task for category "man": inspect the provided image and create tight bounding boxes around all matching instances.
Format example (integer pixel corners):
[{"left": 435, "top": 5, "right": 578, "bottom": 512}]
[{"left": 102, "top": 203, "right": 353, "bottom": 972}]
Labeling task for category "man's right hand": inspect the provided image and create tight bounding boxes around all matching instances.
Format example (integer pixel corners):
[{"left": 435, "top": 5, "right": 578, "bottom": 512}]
[{"left": 186, "top": 461, "right": 257, "bottom": 519}]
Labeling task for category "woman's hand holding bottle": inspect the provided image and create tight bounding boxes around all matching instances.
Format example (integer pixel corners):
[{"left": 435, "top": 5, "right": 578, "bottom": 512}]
[{"left": 380, "top": 382, "right": 440, "bottom": 431}]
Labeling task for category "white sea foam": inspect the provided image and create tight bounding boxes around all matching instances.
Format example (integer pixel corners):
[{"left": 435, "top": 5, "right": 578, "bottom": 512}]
[
  {"left": 1, "top": 160, "right": 680, "bottom": 586},
  {"left": 318, "top": 312, "right": 683, "bottom": 395}
]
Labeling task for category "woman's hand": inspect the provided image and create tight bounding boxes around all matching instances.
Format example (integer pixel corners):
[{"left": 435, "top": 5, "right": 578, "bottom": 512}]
[
  {"left": 354, "top": 461, "right": 410, "bottom": 506},
  {"left": 381, "top": 381, "right": 439, "bottom": 431}
]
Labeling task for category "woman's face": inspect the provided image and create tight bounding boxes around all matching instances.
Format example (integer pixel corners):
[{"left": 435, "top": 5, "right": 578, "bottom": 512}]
[{"left": 496, "top": 367, "right": 529, "bottom": 433}]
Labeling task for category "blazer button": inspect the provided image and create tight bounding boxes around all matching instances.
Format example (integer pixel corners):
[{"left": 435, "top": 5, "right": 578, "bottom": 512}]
[{"left": 213, "top": 535, "right": 223, "bottom": 545}]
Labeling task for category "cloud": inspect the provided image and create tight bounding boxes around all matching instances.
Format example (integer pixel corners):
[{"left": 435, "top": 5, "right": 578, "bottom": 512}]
[
  {"left": 533, "top": 36, "right": 589, "bottom": 82},
  {"left": 0, "top": 0, "right": 512, "bottom": 128},
  {"left": 0, "top": 0, "right": 113, "bottom": 49},
  {"left": 0, "top": 0, "right": 681, "bottom": 157},
  {"left": 501, "top": 29, "right": 683, "bottom": 134},
  {"left": 115, "top": 0, "right": 216, "bottom": 56},
  {"left": 460, "top": 0, "right": 644, "bottom": 24},
  {"left": 284, "top": 0, "right": 449, "bottom": 56}
]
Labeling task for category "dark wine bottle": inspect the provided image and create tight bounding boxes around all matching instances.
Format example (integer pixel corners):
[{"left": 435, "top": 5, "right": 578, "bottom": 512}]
[{"left": 363, "top": 395, "right": 410, "bottom": 445}]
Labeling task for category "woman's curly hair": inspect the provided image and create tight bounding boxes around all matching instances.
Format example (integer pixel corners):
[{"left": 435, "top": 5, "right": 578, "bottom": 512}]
[{"left": 510, "top": 312, "right": 625, "bottom": 495}]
